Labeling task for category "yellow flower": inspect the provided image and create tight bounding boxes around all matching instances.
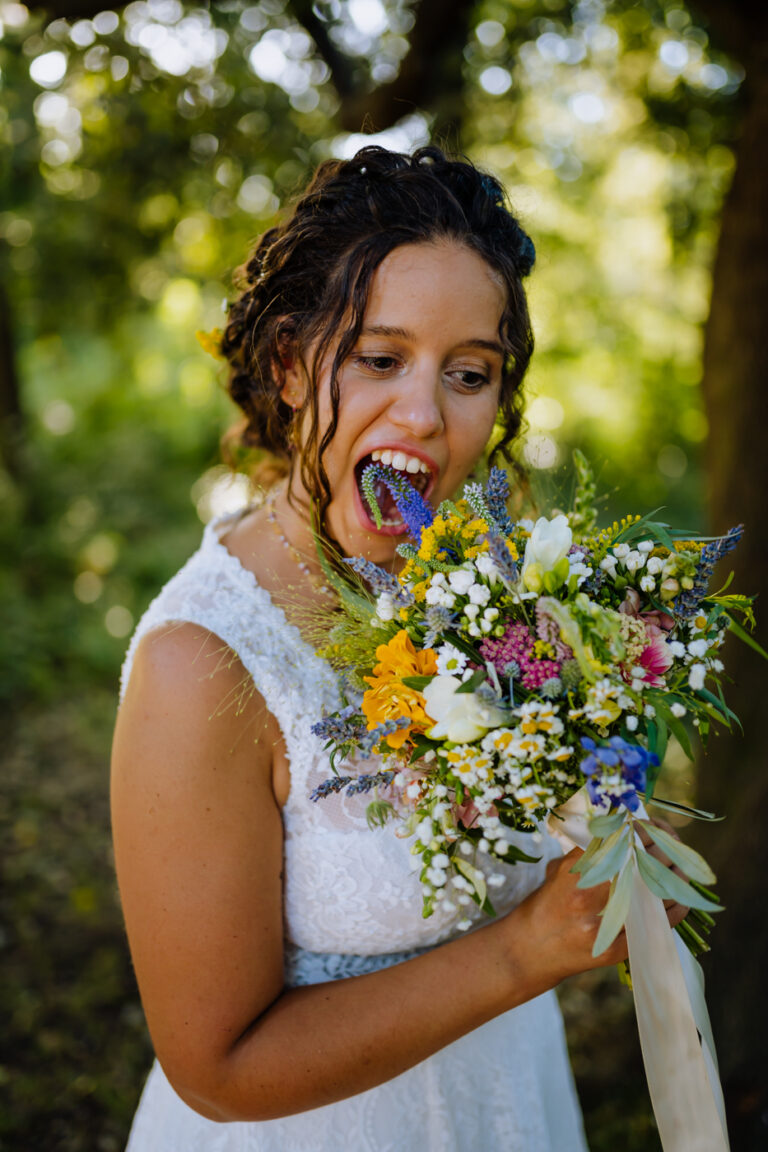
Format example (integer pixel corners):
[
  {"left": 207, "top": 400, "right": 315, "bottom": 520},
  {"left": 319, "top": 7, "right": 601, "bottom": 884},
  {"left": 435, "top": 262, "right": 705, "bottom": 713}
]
[
  {"left": 362, "top": 630, "right": 437, "bottom": 749},
  {"left": 195, "top": 327, "right": 225, "bottom": 360}
]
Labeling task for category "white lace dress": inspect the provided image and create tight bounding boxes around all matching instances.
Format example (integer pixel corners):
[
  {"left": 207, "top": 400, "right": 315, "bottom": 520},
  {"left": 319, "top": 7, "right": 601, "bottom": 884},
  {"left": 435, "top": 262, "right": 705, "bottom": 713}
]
[{"left": 119, "top": 510, "right": 588, "bottom": 1152}]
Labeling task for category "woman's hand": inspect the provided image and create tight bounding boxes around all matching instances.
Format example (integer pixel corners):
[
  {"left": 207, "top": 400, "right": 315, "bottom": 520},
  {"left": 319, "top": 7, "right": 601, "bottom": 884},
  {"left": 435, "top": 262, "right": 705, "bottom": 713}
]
[{"left": 502, "top": 833, "right": 689, "bottom": 996}]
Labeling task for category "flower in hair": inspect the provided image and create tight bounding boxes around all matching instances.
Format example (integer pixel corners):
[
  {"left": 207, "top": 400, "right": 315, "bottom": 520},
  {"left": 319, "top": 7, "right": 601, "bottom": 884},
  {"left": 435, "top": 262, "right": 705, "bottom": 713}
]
[{"left": 196, "top": 327, "right": 225, "bottom": 361}]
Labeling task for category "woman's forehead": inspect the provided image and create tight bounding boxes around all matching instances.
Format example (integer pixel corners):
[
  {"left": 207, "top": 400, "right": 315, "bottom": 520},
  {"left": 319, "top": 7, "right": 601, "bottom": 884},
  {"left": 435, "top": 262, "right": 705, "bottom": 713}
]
[{"left": 364, "top": 241, "right": 507, "bottom": 330}]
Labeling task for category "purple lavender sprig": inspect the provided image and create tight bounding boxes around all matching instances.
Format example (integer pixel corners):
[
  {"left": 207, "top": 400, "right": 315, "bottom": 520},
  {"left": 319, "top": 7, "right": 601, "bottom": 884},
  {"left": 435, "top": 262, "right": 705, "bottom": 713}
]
[
  {"left": 311, "top": 705, "right": 366, "bottom": 744},
  {"left": 673, "top": 524, "right": 745, "bottom": 619},
  {"left": 343, "top": 555, "right": 414, "bottom": 604},
  {"left": 484, "top": 467, "right": 514, "bottom": 535},
  {"left": 361, "top": 462, "right": 434, "bottom": 538},
  {"left": 310, "top": 767, "right": 397, "bottom": 802},
  {"left": 485, "top": 530, "right": 519, "bottom": 586}
]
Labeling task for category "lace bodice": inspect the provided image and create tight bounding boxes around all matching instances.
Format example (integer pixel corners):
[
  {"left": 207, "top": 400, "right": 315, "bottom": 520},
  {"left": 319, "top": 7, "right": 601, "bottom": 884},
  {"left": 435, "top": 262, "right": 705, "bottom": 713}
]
[{"left": 120, "top": 510, "right": 562, "bottom": 956}]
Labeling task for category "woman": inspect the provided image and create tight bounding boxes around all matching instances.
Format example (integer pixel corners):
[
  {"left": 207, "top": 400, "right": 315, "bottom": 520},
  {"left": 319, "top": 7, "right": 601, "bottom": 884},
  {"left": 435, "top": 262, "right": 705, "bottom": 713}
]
[{"left": 112, "top": 145, "right": 685, "bottom": 1151}]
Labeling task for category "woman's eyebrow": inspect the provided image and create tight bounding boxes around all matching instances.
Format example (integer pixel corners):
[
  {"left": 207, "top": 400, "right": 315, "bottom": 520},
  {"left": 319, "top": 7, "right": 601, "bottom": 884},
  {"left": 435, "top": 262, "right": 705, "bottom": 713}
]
[{"left": 362, "top": 325, "right": 504, "bottom": 356}]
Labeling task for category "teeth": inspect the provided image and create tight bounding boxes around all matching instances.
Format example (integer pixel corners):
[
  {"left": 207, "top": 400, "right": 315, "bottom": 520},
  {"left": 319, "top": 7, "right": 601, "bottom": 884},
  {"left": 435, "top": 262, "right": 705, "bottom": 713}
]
[{"left": 368, "top": 449, "right": 431, "bottom": 475}]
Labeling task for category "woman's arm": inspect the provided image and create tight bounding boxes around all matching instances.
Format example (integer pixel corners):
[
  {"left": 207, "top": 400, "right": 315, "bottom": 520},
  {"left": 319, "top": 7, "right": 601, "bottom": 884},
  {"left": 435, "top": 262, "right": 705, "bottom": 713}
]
[{"left": 111, "top": 623, "right": 666, "bottom": 1124}]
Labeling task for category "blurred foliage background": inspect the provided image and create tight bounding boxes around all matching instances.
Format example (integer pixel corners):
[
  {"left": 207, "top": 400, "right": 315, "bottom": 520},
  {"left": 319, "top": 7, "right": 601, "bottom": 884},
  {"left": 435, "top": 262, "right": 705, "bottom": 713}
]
[{"left": 1, "top": 0, "right": 766, "bottom": 1148}]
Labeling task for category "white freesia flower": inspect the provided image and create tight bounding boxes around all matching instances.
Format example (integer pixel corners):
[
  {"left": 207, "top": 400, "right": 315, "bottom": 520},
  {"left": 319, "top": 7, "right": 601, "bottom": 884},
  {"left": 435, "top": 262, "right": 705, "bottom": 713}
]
[
  {"left": 423, "top": 676, "right": 507, "bottom": 743},
  {"left": 448, "top": 568, "right": 475, "bottom": 595},
  {"left": 521, "top": 514, "right": 572, "bottom": 591},
  {"left": 475, "top": 553, "right": 499, "bottom": 580},
  {"left": 468, "top": 583, "right": 491, "bottom": 606}
]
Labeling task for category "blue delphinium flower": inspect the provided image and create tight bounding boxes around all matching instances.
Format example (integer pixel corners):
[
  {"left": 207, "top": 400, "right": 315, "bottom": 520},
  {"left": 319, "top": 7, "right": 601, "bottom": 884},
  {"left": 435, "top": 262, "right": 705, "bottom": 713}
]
[
  {"left": 343, "top": 555, "right": 414, "bottom": 605},
  {"left": 580, "top": 736, "right": 659, "bottom": 813},
  {"left": 484, "top": 467, "right": 514, "bottom": 536},
  {"left": 674, "top": 524, "right": 744, "bottom": 619},
  {"left": 361, "top": 462, "right": 434, "bottom": 538}
]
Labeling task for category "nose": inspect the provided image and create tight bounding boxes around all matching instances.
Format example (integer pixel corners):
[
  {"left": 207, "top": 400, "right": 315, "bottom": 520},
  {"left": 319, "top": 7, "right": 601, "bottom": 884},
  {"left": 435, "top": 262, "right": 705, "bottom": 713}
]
[{"left": 387, "top": 368, "right": 445, "bottom": 440}]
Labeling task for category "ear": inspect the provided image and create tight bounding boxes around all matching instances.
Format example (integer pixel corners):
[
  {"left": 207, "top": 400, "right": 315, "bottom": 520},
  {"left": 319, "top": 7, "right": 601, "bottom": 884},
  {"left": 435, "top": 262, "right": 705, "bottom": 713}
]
[{"left": 273, "top": 319, "right": 305, "bottom": 409}]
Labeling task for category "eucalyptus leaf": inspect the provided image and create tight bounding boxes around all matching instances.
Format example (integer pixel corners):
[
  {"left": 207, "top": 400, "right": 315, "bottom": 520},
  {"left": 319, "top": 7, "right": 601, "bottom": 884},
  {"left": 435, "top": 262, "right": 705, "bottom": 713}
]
[
  {"left": 640, "top": 822, "right": 717, "bottom": 884},
  {"left": 592, "top": 861, "right": 635, "bottom": 958},
  {"left": 569, "top": 834, "right": 604, "bottom": 875},
  {"left": 577, "top": 827, "right": 631, "bottom": 888},
  {"left": 647, "top": 795, "right": 722, "bottom": 821},
  {"left": 636, "top": 848, "right": 723, "bottom": 911},
  {"left": 588, "top": 810, "right": 626, "bottom": 838}
]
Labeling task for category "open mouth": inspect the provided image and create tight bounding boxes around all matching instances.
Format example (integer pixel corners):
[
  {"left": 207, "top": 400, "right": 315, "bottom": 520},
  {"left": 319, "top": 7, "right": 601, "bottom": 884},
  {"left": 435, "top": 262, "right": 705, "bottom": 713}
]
[{"left": 354, "top": 449, "right": 435, "bottom": 531}]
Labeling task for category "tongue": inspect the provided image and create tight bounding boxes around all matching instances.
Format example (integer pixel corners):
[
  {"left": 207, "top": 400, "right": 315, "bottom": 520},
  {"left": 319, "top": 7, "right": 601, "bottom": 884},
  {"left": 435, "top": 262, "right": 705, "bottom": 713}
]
[{"left": 375, "top": 478, "right": 403, "bottom": 523}]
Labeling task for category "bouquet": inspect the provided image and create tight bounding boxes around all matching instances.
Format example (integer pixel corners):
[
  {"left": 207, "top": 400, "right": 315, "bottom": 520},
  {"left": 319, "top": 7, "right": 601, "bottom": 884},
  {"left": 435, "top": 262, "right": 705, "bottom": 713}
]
[{"left": 310, "top": 452, "right": 760, "bottom": 961}]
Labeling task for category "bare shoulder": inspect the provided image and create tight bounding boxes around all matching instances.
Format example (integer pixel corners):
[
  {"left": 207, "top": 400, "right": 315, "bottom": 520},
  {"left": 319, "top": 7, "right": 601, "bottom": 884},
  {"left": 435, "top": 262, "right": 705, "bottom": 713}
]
[{"left": 111, "top": 623, "right": 285, "bottom": 1108}]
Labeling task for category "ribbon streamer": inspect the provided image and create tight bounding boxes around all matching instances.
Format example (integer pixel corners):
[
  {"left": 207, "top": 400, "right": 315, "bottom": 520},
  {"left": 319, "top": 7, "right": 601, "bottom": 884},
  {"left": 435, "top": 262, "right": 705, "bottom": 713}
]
[{"left": 548, "top": 790, "right": 730, "bottom": 1152}]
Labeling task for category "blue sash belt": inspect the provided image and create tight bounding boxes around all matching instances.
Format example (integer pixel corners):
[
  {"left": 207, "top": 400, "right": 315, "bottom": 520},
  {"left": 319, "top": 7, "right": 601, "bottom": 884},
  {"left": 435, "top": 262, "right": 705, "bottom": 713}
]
[{"left": 284, "top": 942, "right": 433, "bottom": 988}]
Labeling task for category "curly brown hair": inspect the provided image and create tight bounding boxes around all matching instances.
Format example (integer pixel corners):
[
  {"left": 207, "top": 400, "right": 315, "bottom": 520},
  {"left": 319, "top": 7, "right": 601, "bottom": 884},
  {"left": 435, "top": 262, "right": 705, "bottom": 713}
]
[{"left": 221, "top": 144, "right": 536, "bottom": 530}]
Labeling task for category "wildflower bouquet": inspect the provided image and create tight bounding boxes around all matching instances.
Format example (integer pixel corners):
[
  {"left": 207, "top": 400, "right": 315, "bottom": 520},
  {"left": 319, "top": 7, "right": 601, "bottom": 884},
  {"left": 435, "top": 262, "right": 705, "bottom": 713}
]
[{"left": 311, "top": 452, "right": 758, "bottom": 960}]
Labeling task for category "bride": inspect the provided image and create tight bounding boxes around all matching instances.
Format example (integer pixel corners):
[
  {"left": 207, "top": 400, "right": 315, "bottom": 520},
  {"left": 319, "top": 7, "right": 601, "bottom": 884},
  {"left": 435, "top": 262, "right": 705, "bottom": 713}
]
[{"left": 111, "top": 145, "right": 686, "bottom": 1151}]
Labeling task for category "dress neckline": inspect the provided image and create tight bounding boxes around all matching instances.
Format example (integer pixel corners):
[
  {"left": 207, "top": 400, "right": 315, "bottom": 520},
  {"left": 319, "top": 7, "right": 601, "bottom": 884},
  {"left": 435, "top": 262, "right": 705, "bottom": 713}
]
[{"left": 202, "top": 507, "right": 323, "bottom": 669}]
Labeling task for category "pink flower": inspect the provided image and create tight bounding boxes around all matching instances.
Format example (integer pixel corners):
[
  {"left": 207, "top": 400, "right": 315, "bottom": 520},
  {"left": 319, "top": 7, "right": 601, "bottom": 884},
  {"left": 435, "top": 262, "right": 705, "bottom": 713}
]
[
  {"left": 619, "top": 588, "right": 674, "bottom": 635},
  {"left": 637, "top": 631, "right": 674, "bottom": 688}
]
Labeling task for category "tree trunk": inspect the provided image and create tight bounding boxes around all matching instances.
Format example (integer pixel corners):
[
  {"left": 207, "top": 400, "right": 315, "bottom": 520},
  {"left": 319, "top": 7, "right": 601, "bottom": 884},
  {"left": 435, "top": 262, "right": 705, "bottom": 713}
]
[{"left": 696, "top": 56, "right": 768, "bottom": 1152}]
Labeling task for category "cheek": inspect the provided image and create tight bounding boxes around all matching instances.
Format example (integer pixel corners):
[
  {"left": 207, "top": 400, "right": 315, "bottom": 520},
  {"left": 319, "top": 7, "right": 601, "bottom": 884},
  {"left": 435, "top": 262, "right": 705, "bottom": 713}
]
[{"left": 447, "top": 395, "right": 500, "bottom": 471}]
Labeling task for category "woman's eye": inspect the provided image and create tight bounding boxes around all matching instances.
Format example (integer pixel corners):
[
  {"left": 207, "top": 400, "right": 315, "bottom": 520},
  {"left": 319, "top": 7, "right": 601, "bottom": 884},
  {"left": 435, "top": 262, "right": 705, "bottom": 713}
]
[
  {"left": 355, "top": 354, "right": 399, "bottom": 374},
  {"left": 449, "top": 368, "right": 490, "bottom": 391}
]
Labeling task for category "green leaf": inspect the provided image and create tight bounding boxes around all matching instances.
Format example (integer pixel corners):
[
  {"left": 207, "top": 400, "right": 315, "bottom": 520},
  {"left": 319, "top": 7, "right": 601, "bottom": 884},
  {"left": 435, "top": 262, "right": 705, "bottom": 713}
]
[
  {"left": 456, "top": 668, "right": 487, "bottom": 694},
  {"left": 569, "top": 834, "right": 604, "bottom": 875},
  {"left": 640, "top": 822, "right": 717, "bottom": 884},
  {"left": 726, "top": 614, "right": 768, "bottom": 661},
  {"left": 647, "top": 795, "right": 722, "bottom": 822},
  {"left": 366, "top": 800, "right": 395, "bottom": 829},
  {"left": 588, "top": 810, "right": 626, "bottom": 838},
  {"left": 577, "top": 827, "right": 631, "bottom": 888},
  {"left": 646, "top": 714, "right": 667, "bottom": 796},
  {"left": 664, "top": 712, "right": 694, "bottom": 761},
  {"left": 454, "top": 857, "right": 487, "bottom": 907},
  {"left": 635, "top": 849, "right": 723, "bottom": 911},
  {"left": 592, "top": 861, "right": 635, "bottom": 958},
  {"left": 696, "top": 685, "right": 740, "bottom": 727},
  {"left": 499, "top": 841, "right": 541, "bottom": 865},
  {"left": 402, "top": 675, "right": 434, "bottom": 691}
]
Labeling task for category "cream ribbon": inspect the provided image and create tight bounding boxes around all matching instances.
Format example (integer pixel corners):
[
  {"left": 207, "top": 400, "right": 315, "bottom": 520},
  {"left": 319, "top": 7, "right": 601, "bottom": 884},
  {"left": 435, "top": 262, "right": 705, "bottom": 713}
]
[{"left": 548, "top": 790, "right": 730, "bottom": 1152}]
